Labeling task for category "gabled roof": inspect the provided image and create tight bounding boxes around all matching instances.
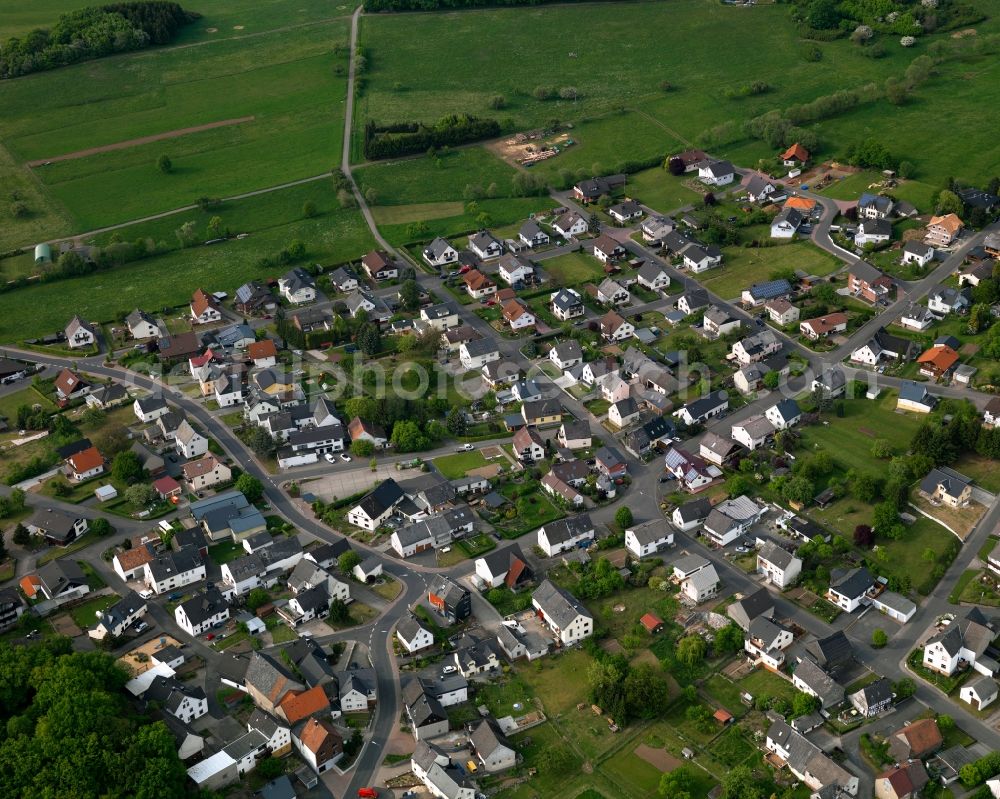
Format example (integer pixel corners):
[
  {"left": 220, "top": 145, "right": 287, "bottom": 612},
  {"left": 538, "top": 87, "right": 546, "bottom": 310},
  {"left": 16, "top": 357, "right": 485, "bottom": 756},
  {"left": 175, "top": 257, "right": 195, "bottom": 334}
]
[
  {"left": 829, "top": 566, "right": 875, "bottom": 599},
  {"left": 793, "top": 657, "right": 844, "bottom": 706},
  {"left": 781, "top": 143, "right": 810, "bottom": 162},
  {"left": 920, "top": 466, "right": 972, "bottom": 500},
  {"left": 850, "top": 260, "right": 887, "bottom": 284},
  {"left": 532, "top": 579, "right": 592, "bottom": 627},
  {"left": 928, "top": 213, "right": 963, "bottom": 234}
]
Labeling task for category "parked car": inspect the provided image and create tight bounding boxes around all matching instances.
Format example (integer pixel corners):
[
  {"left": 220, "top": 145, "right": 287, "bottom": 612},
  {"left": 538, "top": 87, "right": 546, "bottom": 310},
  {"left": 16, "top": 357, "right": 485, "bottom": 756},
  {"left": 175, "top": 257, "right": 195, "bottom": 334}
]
[
  {"left": 325, "top": 453, "right": 337, "bottom": 463},
  {"left": 442, "top": 665, "right": 457, "bottom": 675},
  {"left": 458, "top": 444, "right": 474, "bottom": 452},
  {"left": 134, "top": 621, "right": 149, "bottom": 633},
  {"left": 205, "top": 633, "right": 215, "bottom": 641},
  {"left": 340, "top": 453, "right": 352, "bottom": 462},
  {"left": 167, "top": 592, "right": 183, "bottom": 601}
]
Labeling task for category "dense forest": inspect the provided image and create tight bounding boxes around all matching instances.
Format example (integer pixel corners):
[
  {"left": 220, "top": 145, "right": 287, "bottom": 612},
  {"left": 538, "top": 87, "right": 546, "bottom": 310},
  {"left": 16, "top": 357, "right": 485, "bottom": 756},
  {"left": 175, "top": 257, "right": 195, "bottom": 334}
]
[
  {"left": 0, "top": 639, "right": 193, "bottom": 799},
  {"left": 0, "top": 2, "right": 197, "bottom": 79}
]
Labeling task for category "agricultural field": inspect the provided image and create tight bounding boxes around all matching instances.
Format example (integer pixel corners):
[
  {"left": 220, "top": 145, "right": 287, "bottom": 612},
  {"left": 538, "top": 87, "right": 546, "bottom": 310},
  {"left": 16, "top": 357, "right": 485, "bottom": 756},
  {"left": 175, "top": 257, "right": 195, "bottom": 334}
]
[
  {"left": 357, "top": 0, "right": 1000, "bottom": 187},
  {"left": 0, "top": 185, "right": 374, "bottom": 342},
  {"left": 0, "top": 5, "right": 353, "bottom": 242}
]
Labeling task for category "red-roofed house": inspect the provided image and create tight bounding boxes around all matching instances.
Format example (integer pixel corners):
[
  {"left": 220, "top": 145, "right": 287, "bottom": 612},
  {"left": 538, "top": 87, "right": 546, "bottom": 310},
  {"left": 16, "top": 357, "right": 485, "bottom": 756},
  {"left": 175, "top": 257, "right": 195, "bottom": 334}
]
[
  {"left": 917, "top": 345, "right": 960, "bottom": 381},
  {"left": 799, "top": 313, "right": 847, "bottom": 340},
  {"left": 780, "top": 143, "right": 810, "bottom": 166},
  {"left": 247, "top": 339, "right": 277, "bottom": 368},
  {"left": 463, "top": 269, "right": 497, "bottom": 299},
  {"left": 55, "top": 368, "right": 89, "bottom": 401},
  {"left": 875, "top": 762, "right": 928, "bottom": 799},
  {"left": 277, "top": 685, "right": 330, "bottom": 725},
  {"left": 153, "top": 476, "right": 183, "bottom": 500},
  {"left": 65, "top": 446, "right": 105, "bottom": 481},
  {"left": 294, "top": 718, "right": 343, "bottom": 774},
  {"left": 190, "top": 289, "right": 222, "bottom": 325}
]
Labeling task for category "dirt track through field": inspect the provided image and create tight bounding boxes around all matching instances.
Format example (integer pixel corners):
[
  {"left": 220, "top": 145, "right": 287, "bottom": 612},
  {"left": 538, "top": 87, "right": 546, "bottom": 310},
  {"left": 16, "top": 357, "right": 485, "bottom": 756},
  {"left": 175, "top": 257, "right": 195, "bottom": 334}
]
[{"left": 27, "top": 116, "right": 255, "bottom": 166}]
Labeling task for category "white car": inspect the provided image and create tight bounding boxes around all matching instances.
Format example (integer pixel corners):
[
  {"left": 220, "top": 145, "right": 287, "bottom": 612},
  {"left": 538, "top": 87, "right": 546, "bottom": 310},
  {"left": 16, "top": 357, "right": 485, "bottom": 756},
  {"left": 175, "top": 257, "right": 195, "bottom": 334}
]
[
  {"left": 458, "top": 444, "right": 474, "bottom": 452},
  {"left": 340, "top": 453, "right": 352, "bottom": 462},
  {"left": 442, "top": 665, "right": 457, "bottom": 675},
  {"left": 324, "top": 453, "right": 336, "bottom": 463},
  {"left": 139, "top": 590, "right": 153, "bottom": 600}
]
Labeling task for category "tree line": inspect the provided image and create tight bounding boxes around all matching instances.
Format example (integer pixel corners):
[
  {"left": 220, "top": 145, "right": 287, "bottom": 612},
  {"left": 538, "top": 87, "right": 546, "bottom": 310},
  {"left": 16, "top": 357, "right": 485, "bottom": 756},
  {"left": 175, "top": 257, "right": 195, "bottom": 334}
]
[
  {"left": 363, "top": 116, "right": 500, "bottom": 160},
  {"left": 0, "top": 2, "right": 197, "bottom": 79}
]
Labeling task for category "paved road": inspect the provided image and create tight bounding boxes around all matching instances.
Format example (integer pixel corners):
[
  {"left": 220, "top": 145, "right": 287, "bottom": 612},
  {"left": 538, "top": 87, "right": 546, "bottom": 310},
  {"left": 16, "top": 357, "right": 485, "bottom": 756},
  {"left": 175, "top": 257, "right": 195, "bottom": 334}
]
[{"left": 11, "top": 95, "right": 1000, "bottom": 794}]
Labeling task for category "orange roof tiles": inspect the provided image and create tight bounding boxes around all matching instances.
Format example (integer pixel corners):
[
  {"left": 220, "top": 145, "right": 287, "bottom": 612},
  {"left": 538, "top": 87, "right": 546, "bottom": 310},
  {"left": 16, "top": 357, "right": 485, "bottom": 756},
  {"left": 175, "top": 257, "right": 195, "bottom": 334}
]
[
  {"left": 279, "top": 685, "right": 330, "bottom": 724},
  {"left": 781, "top": 143, "right": 810, "bottom": 162},
  {"left": 247, "top": 339, "right": 277, "bottom": 361},
  {"left": 917, "top": 344, "right": 959, "bottom": 372},
  {"left": 19, "top": 575, "right": 42, "bottom": 598},
  {"left": 68, "top": 446, "right": 104, "bottom": 474},
  {"left": 191, "top": 288, "right": 218, "bottom": 317},
  {"left": 784, "top": 196, "right": 816, "bottom": 212},
  {"left": 928, "top": 213, "right": 963, "bottom": 235}
]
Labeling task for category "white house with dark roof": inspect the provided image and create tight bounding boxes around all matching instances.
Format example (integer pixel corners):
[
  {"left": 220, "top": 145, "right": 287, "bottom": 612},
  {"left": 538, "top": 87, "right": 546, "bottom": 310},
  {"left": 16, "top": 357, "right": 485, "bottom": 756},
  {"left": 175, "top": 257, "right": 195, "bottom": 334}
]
[
  {"left": 922, "top": 607, "right": 996, "bottom": 677},
  {"left": 397, "top": 617, "right": 435, "bottom": 654},
  {"left": 757, "top": 543, "right": 801, "bottom": 588},
  {"left": 347, "top": 479, "right": 405, "bottom": 531},
  {"left": 596, "top": 277, "right": 630, "bottom": 306},
  {"left": 637, "top": 262, "right": 671, "bottom": 291},
  {"left": 681, "top": 563, "right": 720, "bottom": 603},
  {"left": 792, "top": 657, "right": 845, "bottom": 708},
  {"left": 745, "top": 616, "right": 794, "bottom": 669},
  {"left": 698, "top": 159, "right": 734, "bottom": 186},
  {"left": 960, "top": 674, "right": 998, "bottom": 711},
  {"left": 423, "top": 238, "right": 458, "bottom": 267},
  {"left": 469, "top": 231, "right": 503, "bottom": 260},
  {"left": 731, "top": 414, "right": 775, "bottom": 451},
  {"left": 66, "top": 316, "right": 97, "bottom": 349},
  {"left": 902, "top": 240, "right": 934, "bottom": 268},
  {"left": 518, "top": 219, "right": 550, "bottom": 248},
  {"left": 537, "top": 515, "right": 595, "bottom": 557},
  {"left": 672, "top": 497, "right": 713, "bottom": 531},
  {"left": 625, "top": 519, "right": 674, "bottom": 558},
  {"left": 549, "top": 340, "right": 583, "bottom": 371},
  {"left": 827, "top": 567, "right": 876, "bottom": 613},
  {"left": 532, "top": 580, "right": 593, "bottom": 645},
  {"left": 460, "top": 339, "right": 501, "bottom": 370},
  {"left": 765, "top": 399, "right": 801, "bottom": 430},
  {"left": 553, "top": 211, "right": 587, "bottom": 239}
]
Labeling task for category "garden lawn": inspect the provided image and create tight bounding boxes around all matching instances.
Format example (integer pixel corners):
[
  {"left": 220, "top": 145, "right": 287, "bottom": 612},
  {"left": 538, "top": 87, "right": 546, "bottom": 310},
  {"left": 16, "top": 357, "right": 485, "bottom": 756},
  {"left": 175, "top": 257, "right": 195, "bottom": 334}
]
[
  {"left": 738, "top": 668, "right": 800, "bottom": 705},
  {"left": 626, "top": 168, "right": 702, "bottom": 215},
  {"left": 795, "top": 392, "right": 925, "bottom": 473},
  {"left": 208, "top": 540, "right": 245, "bottom": 565},
  {"left": 957, "top": 570, "right": 1000, "bottom": 607},
  {"left": 0, "top": 386, "right": 56, "bottom": 422},
  {"left": 952, "top": 453, "right": 1000, "bottom": 494},
  {"left": 541, "top": 252, "right": 607, "bottom": 286},
  {"left": 67, "top": 594, "right": 119, "bottom": 630},
  {"left": 701, "top": 241, "right": 842, "bottom": 301},
  {"left": 432, "top": 450, "right": 489, "bottom": 479}
]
